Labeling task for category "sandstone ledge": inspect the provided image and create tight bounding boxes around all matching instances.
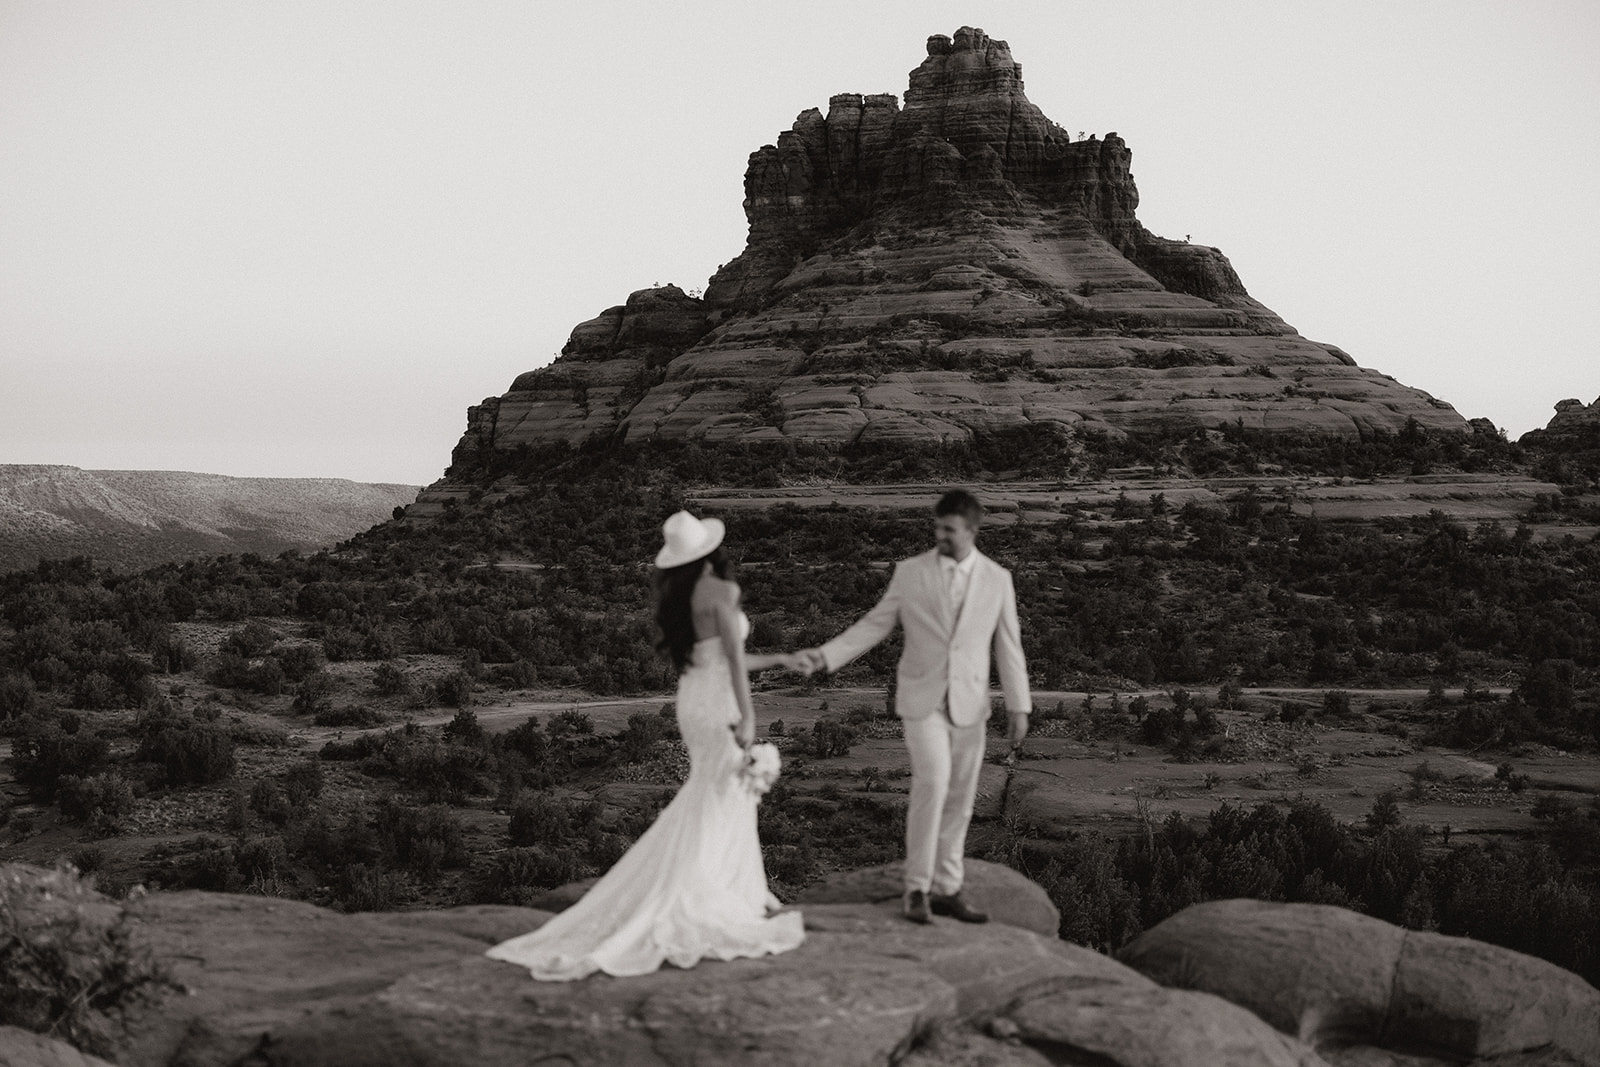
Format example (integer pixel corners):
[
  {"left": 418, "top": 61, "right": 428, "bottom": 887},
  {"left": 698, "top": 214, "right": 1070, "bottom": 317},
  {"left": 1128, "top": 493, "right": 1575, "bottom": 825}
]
[{"left": 5, "top": 859, "right": 1593, "bottom": 1067}]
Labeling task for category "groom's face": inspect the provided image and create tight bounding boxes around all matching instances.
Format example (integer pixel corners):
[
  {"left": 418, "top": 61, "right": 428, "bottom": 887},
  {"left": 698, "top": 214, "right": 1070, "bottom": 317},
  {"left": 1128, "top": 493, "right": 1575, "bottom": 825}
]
[{"left": 934, "top": 513, "right": 978, "bottom": 559}]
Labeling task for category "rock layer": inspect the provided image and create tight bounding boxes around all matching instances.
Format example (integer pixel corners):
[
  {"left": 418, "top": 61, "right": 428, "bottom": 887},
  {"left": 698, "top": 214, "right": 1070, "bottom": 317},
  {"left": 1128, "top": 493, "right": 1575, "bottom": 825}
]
[{"left": 444, "top": 26, "right": 1466, "bottom": 481}]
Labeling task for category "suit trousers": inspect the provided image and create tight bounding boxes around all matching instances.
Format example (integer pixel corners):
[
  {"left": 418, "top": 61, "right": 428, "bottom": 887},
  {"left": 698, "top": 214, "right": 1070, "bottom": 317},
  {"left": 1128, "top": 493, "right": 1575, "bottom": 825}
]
[{"left": 901, "top": 707, "right": 987, "bottom": 895}]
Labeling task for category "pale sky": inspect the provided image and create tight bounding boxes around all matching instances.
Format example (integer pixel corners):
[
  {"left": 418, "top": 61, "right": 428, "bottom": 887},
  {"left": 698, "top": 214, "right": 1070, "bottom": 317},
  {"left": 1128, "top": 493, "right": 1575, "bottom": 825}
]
[{"left": 2, "top": 1, "right": 1596, "bottom": 485}]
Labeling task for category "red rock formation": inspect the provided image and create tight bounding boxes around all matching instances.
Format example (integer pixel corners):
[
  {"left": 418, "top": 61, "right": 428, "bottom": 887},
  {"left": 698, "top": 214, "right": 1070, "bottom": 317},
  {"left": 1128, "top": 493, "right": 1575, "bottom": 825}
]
[{"left": 445, "top": 26, "right": 1468, "bottom": 474}]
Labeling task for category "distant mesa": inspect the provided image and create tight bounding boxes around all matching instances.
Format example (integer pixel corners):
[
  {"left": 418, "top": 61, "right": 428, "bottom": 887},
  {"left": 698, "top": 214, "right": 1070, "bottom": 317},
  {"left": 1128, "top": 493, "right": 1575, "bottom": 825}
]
[
  {"left": 0, "top": 465, "right": 419, "bottom": 573},
  {"left": 445, "top": 25, "right": 1466, "bottom": 480}
]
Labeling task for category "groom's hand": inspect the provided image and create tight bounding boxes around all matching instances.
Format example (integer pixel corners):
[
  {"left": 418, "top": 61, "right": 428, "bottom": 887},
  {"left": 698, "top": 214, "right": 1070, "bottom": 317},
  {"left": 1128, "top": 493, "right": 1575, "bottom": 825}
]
[
  {"left": 1006, "top": 711, "right": 1030, "bottom": 749},
  {"left": 797, "top": 648, "right": 827, "bottom": 675}
]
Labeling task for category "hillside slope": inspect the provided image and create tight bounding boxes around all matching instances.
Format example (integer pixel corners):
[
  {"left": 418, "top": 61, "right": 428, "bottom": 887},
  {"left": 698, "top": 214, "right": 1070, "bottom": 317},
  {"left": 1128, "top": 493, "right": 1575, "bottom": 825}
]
[{"left": 0, "top": 465, "right": 417, "bottom": 572}]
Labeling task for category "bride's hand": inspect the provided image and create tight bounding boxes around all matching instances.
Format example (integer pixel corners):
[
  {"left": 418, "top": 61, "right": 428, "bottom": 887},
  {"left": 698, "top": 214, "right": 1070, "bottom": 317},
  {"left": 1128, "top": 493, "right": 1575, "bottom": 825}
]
[{"left": 734, "top": 716, "right": 756, "bottom": 749}]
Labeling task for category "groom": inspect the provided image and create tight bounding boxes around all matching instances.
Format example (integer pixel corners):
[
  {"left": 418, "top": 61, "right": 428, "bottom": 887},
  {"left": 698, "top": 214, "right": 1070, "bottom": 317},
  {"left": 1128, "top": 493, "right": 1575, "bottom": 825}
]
[{"left": 801, "top": 490, "right": 1030, "bottom": 924}]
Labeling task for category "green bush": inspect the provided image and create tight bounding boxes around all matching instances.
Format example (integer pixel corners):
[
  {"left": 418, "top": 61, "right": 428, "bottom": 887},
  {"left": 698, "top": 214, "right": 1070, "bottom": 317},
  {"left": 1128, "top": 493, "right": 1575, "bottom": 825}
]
[
  {"left": 274, "top": 644, "right": 325, "bottom": 683},
  {"left": 434, "top": 670, "right": 475, "bottom": 709},
  {"left": 0, "top": 671, "right": 40, "bottom": 722},
  {"left": 0, "top": 863, "right": 172, "bottom": 1056},
  {"left": 12, "top": 724, "right": 110, "bottom": 797},
  {"left": 810, "top": 716, "right": 857, "bottom": 759},
  {"left": 291, "top": 672, "right": 336, "bottom": 716},
  {"left": 137, "top": 720, "right": 235, "bottom": 787},
  {"left": 370, "top": 661, "right": 414, "bottom": 697},
  {"left": 475, "top": 845, "right": 584, "bottom": 904},
  {"left": 222, "top": 620, "right": 279, "bottom": 658},
  {"left": 57, "top": 773, "right": 137, "bottom": 835},
  {"left": 312, "top": 704, "right": 386, "bottom": 728},
  {"left": 375, "top": 798, "right": 468, "bottom": 880}
]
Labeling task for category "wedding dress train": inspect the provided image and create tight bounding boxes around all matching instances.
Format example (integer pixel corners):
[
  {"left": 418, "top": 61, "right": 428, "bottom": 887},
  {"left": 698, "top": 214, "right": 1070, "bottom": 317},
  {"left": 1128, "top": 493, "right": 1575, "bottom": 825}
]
[{"left": 485, "top": 617, "right": 805, "bottom": 980}]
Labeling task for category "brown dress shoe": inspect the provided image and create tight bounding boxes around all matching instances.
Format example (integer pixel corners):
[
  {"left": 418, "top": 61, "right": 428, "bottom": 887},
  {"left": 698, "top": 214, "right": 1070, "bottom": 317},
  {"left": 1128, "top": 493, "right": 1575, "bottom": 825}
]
[
  {"left": 903, "top": 889, "right": 932, "bottom": 924},
  {"left": 930, "top": 892, "right": 988, "bottom": 923}
]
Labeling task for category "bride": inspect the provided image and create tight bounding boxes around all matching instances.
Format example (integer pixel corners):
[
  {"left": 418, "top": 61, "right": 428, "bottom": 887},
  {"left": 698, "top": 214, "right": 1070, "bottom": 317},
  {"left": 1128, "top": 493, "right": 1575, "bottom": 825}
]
[{"left": 486, "top": 511, "right": 807, "bottom": 979}]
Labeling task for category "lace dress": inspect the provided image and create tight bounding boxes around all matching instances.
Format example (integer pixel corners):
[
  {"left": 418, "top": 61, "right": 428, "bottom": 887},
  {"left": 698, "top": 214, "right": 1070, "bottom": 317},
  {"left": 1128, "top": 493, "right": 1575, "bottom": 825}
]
[{"left": 485, "top": 613, "right": 805, "bottom": 980}]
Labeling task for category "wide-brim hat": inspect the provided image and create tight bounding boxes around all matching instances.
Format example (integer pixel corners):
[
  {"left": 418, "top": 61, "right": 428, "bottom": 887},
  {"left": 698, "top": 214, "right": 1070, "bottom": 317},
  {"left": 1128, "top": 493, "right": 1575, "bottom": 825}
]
[{"left": 654, "top": 510, "right": 725, "bottom": 569}]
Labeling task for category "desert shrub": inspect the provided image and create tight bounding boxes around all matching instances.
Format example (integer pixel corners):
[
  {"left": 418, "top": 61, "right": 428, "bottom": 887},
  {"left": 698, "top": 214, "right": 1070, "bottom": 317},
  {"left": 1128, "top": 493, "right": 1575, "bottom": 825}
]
[
  {"left": 281, "top": 760, "right": 323, "bottom": 806},
  {"left": 333, "top": 863, "right": 409, "bottom": 911},
  {"left": 0, "top": 864, "right": 173, "bottom": 1056},
  {"left": 489, "top": 658, "right": 539, "bottom": 688},
  {"left": 0, "top": 671, "right": 41, "bottom": 722},
  {"left": 247, "top": 658, "right": 287, "bottom": 696},
  {"left": 70, "top": 671, "right": 119, "bottom": 710},
  {"left": 12, "top": 724, "right": 111, "bottom": 797},
  {"left": 549, "top": 708, "right": 594, "bottom": 737},
  {"left": 136, "top": 720, "right": 235, "bottom": 787},
  {"left": 149, "top": 632, "right": 196, "bottom": 674},
  {"left": 56, "top": 773, "right": 137, "bottom": 835},
  {"left": 222, "top": 620, "right": 279, "bottom": 658},
  {"left": 1366, "top": 790, "right": 1403, "bottom": 832},
  {"left": 476, "top": 845, "right": 585, "bottom": 903},
  {"left": 1322, "top": 690, "right": 1354, "bottom": 718},
  {"left": 434, "top": 670, "right": 475, "bottom": 709},
  {"left": 501, "top": 717, "right": 550, "bottom": 760},
  {"left": 810, "top": 716, "right": 857, "bottom": 759},
  {"left": 1138, "top": 703, "right": 1181, "bottom": 746},
  {"left": 312, "top": 704, "right": 386, "bottom": 728},
  {"left": 441, "top": 708, "right": 485, "bottom": 746},
  {"left": 234, "top": 835, "right": 289, "bottom": 886},
  {"left": 249, "top": 779, "right": 292, "bottom": 826},
  {"left": 362, "top": 627, "right": 402, "bottom": 660},
  {"left": 370, "top": 661, "right": 414, "bottom": 697},
  {"left": 318, "top": 732, "right": 388, "bottom": 761},
  {"left": 273, "top": 644, "right": 325, "bottom": 682},
  {"left": 297, "top": 804, "right": 382, "bottom": 875},
  {"left": 320, "top": 627, "right": 367, "bottom": 663},
  {"left": 375, "top": 798, "right": 468, "bottom": 880},
  {"left": 508, "top": 790, "right": 590, "bottom": 848},
  {"left": 291, "top": 672, "right": 336, "bottom": 716},
  {"left": 616, "top": 710, "right": 668, "bottom": 764},
  {"left": 390, "top": 738, "right": 488, "bottom": 803},
  {"left": 207, "top": 652, "right": 253, "bottom": 690}
]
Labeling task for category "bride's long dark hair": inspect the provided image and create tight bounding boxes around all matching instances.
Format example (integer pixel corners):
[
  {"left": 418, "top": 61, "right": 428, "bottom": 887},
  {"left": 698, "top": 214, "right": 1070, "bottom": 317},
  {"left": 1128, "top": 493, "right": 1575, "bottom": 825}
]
[{"left": 653, "top": 547, "right": 733, "bottom": 673}]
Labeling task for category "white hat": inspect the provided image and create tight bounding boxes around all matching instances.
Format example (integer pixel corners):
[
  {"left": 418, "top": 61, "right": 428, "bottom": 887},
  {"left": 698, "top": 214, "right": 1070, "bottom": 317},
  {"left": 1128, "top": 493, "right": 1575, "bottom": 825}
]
[{"left": 654, "top": 510, "right": 725, "bottom": 569}]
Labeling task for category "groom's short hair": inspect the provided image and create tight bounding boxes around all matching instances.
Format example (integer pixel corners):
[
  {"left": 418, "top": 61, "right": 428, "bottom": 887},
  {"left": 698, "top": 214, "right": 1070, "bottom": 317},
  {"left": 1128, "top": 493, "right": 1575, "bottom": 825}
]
[{"left": 935, "top": 489, "right": 983, "bottom": 527}]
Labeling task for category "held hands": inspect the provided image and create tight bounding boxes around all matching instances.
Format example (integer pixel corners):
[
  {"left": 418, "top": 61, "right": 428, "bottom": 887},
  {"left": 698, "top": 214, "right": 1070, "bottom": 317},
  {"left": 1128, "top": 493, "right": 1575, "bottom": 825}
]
[{"left": 771, "top": 649, "right": 827, "bottom": 676}]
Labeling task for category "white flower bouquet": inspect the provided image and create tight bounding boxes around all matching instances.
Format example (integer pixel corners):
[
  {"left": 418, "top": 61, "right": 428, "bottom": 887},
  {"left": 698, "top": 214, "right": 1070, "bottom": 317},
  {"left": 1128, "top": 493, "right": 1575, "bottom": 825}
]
[{"left": 737, "top": 741, "right": 782, "bottom": 797}]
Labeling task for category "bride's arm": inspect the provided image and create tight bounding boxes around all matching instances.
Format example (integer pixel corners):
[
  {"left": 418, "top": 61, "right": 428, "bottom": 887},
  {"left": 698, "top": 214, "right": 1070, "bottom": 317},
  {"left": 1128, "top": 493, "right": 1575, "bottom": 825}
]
[
  {"left": 712, "top": 588, "right": 758, "bottom": 748},
  {"left": 745, "top": 651, "right": 801, "bottom": 672}
]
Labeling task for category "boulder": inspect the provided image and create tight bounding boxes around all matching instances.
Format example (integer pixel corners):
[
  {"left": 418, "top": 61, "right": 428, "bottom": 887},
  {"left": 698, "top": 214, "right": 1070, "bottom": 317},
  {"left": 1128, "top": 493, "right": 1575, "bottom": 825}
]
[
  {"left": 0, "top": 1026, "right": 119, "bottom": 1067},
  {"left": 1119, "top": 899, "right": 1600, "bottom": 1065}
]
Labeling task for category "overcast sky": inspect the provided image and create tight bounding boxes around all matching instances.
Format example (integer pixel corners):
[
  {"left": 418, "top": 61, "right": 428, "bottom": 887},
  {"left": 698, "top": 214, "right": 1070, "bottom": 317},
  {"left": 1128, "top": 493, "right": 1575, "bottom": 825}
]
[{"left": 2, "top": 1, "right": 1596, "bottom": 485}]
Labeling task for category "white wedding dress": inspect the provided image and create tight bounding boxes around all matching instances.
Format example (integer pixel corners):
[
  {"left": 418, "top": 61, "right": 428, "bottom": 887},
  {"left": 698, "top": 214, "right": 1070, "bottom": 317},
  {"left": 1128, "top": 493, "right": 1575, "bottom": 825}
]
[{"left": 486, "top": 613, "right": 805, "bottom": 980}]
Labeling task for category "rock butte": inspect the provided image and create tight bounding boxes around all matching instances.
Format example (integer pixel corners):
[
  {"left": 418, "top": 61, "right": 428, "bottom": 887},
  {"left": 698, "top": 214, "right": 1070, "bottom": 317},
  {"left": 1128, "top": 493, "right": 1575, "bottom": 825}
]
[{"left": 447, "top": 25, "right": 1466, "bottom": 478}]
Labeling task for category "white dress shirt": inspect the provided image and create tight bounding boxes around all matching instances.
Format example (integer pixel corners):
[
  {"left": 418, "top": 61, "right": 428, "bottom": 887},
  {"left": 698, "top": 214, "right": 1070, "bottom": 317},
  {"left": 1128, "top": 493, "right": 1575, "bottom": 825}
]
[{"left": 939, "top": 549, "right": 978, "bottom": 618}]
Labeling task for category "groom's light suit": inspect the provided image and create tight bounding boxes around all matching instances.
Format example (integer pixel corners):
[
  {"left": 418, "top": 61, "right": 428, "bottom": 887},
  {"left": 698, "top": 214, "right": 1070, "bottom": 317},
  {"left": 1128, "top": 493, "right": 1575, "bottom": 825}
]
[{"left": 820, "top": 548, "right": 1030, "bottom": 895}]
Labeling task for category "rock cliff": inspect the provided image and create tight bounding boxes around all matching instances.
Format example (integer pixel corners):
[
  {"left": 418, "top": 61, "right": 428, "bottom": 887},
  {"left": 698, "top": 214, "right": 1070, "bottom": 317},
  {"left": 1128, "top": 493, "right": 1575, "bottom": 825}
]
[
  {"left": 446, "top": 26, "right": 1466, "bottom": 480},
  {"left": 5, "top": 860, "right": 1595, "bottom": 1067}
]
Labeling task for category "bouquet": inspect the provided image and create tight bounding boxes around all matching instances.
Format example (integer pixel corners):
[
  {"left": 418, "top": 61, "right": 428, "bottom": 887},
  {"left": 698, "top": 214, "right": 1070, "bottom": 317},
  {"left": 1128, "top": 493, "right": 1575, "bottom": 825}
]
[{"left": 737, "top": 741, "right": 782, "bottom": 797}]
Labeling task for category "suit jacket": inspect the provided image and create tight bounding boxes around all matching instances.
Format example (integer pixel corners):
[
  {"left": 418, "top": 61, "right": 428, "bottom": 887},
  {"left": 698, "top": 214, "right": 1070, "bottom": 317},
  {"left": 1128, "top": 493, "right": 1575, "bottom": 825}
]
[{"left": 820, "top": 549, "right": 1031, "bottom": 728}]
